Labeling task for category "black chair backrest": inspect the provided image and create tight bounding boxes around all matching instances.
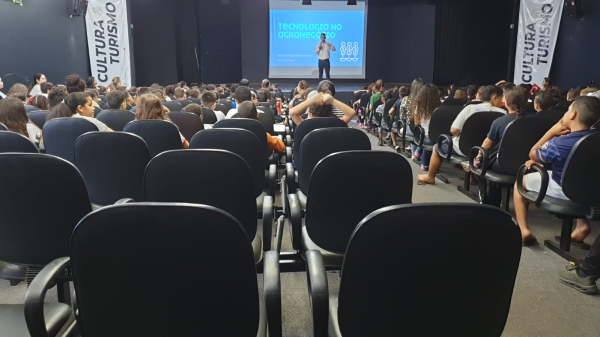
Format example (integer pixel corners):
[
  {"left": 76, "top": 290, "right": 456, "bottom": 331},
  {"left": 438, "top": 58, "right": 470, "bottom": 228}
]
[
  {"left": 96, "top": 110, "right": 135, "bottom": 131},
  {"left": 496, "top": 117, "right": 555, "bottom": 175},
  {"left": 443, "top": 98, "right": 467, "bottom": 106},
  {"left": 190, "top": 129, "right": 264, "bottom": 198},
  {"left": 293, "top": 117, "right": 348, "bottom": 164},
  {"left": 0, "top": 122, "right": 6, "bottom": 131},
  {"left": 214, "top": 118, "right": 269, "bottom": 165},
  {"left": 258, "top": 105, "right": 276, "bottom": 124},
  {"left": 259, "top": 102, "right": 277, "bottom": 116},
  {"left": 25, "top": 105, "right": 40, "bottom": 112},
  {"left": 0, "top": 131, "right": 39, "bottom": 153},
  {"left": 458, "top": 111, "right": 504, "bottom": 156},
  {"left": 201, "top": 107, "right": 218, "bottom": 124},
  {"left": 188, "top": 97, "right": 202, "bottom": 104},
  {"left": 337, "top": 204, "right": 521, "bottom": 337},
  {"left": 220, "top": 98, "right": 232, "bottom": 110},
  {"left": 144, "top": 150, "right": 257, "bottom": 239},
  {"left": 428, "top": 105, "right": 464, "bottom": 142},
  {"left": 43, "top": 117, "right": 99, "bottom": 163},
  {"left": 258, "top": 113, "right": 275, "bottom": 136},
  {"left": 70, "top": 203, "right": 260, "bottom": 337},
  {"left": 162, "top": 100, "right": 183, "bottom": 112},
  {"left": 93, "top": 106, "right": 102, "bottom": 117},
  {"left": 167, "top": 112, "right": 205, "bottom": 141},
  {"left": 554, "top": 100, "right": 571, "bottom": 110},
  {"left": 214, "top": 103, "right": 229, "bottom": 114},
  {"left": 123, "top": 120, "right": 182, "bottom": 157},
  {"left": 0, "top": 153, "right": 91, "bottom": 265},
  {"left": 99, "top": 95, "right": 106, "bottom": 102},
  {"left": 541, "top": 107, "right": 567, "bottom": 123},
  {"left": 562, "top": 131, "right": 600, "bottom": 206},
  {"left": 359, "top": 93, "right": 372, "bottom": 108},
  {"left": 298, "top": 128, "right": 370, "bottom": 195},
  {"left": 383, "top": 98, "right": 398, "bottom": 115},
  {"left": 177, "top": 100, "right": 193, "bottom": 109},
  {"left": 27, "top": 111, "right": 50, "bottom": 129},
  {"left": 306, "top": 151, "right": 412, "bottom": 254},
  {"left": 74, "top": 132, "right": 151, "bottom": 205}
]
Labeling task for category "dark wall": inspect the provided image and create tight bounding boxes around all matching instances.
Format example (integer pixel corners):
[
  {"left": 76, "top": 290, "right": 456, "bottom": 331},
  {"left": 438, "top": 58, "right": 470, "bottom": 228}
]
[
  {"left": 0, "top": 0, "right": 89, "bottom": 90},
  {"left": 551, "top": 2, "right": 600, "bottom": 90}
]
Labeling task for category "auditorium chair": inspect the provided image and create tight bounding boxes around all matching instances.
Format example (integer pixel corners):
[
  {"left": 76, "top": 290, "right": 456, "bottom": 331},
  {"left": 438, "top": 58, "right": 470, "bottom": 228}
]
[
  {"left": 0, "top": 154, "right": 92, "bottom": 334},
  {"left": 214, "top": 118, "right": 273, "bottom": 167},
  {"left": 395, "top": 118, "right": 417, "bottom": 156},
  {"left": 188, "top": 97, "right": 202, "bottom": 105},
  {"left": 93, "top": 106, "right": 102, "bottom": 117},
  {"left": 380, "top": 97, "right": 399, "bottom": 142},
  {"left": 258, "top": 105, "right": 276, "bottom": 124},
  {"left": 25, "top": 105, "right": 40, "bottom": 113},
  {"left": 215, "top": 103, "right": 229, "bottom": 115},
  {"left": 161, "top": 100, "right": 183, "bottom": 112},
  {"left": 260, "top": 102, "right": 277, "bottom": 117},
  {"left": 258, "top": 113, "right": 275, "bottom": 136},
  {"left": 541, "top": 106, "right": 568, "bottom": 123},
  {"left": 123, "top": 120, "right": 182, "bottom": 157},
  {"left": 442, "top": 98, "right": 468, "bottom": 106},
  {"left": 434, "top": 111, "right": 504, "bottom": 183},
  {"left": 144, "top": 150, "right": 276, "bottom": 262},
  {"left": 23, "top": 203, "right": 282, "bottom": 337},
  {"left": 554, "top": 100, "right": 571, "bottom": 111},
  {"left": 167, "top": 111, "right": 205, "bottom": 141},
  {"left": 74, "top": 132, "right": 151, "bottom": 206},
  {"left": 469, "top": 117, "right": 555, "bottom": 211},
  {"left": 285, "top": 151, "right": 412, "bottom": 269},
  {"left": 414, "top": 105, "right": 464, "bottom": 153},
  {"left": 517, "top": 131, "right": 600, "bottom": 262},
  {"left": 0, "top": 131, "right": 39, "bottom": 153},
  {"left": 306, "top": 203, "right": 521, "bottom": 337},
  {"left": 27, "top": 111, "right": 50, "bottom": 129},
  {"left": 0, "top": 122, "right": 6, "bottom": 131},
  {"left": 177, "top": 99, "right": 193, "bottom": 109},
  {"left": 200, "top": 107, "right": 218, "bottom": 124},
  {"left": 96, "top": 110, "right": 135, "bottom": 131},
  {"left": 43, "top": 118, "right": 98, "bottom": 164},
  {"left": 220, "top": 98, "right": 232, "bottom": 110}
]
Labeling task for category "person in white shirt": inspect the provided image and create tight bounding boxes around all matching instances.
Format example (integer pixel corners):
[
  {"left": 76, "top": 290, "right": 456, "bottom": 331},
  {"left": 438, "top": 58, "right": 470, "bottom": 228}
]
[
  {"left": 64, "top": 92, "right": 113, "bottom": 132},
  {"left": 315, "top": 33, "right": 336, "bottom": 81},
  {"left": 40, "top": 82, "right": 53, "bottom": 98},
  {"left": 200, "top": 91, "right": 225, "bottom": 124},
  {"left": 226, "top": 86, "right": 253, "bottom": 119},
  {"left": 28, "top": 73, "right": 47, "bottom": 97}
]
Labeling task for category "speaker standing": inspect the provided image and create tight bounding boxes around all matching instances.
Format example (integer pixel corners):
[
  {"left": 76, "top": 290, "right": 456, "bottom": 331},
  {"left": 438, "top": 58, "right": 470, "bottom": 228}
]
[{"left": 315, "top": 33, "right": 336, "bottom": 81}]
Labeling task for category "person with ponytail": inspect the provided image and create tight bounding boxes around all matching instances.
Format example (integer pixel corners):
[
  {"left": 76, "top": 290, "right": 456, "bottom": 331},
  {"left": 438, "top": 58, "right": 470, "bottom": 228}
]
[
  {"left": 108, "top": 77, "right": 122, "bottom": 92},
  {"left": 289, "top": 80, "right": 356, "bottom": 126},
  {"left": 0, "top": 97, "right": 42, "bottom": 144},
  {"left": 28, "top": 73, "right": 47, "bottom": 96}
]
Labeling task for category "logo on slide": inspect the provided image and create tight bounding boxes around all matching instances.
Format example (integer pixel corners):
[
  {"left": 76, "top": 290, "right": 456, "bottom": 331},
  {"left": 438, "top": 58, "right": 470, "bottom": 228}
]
[{"left": 340, "top": 42, "right": 359, "bottom": 62}]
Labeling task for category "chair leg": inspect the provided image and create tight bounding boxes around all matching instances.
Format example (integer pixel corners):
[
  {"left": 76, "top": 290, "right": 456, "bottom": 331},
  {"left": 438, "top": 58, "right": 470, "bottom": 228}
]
[
  {"left": 57, "top": 280, "right": 72, "bottom": 306},
  {"left": 503, "top": 187, "right": 511, "bottom": 212},
  {"left": 559, "top": 218, "right": 573, "bottom": 252},
  {"left": 463, "top": 171, "right": 470, "bottom": 192}
]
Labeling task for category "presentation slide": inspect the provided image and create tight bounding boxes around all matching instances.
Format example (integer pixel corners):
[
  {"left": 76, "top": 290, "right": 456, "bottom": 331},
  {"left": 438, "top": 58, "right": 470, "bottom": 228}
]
[{"left": 269, "top": 0, "right": 368, "bottom": 79}]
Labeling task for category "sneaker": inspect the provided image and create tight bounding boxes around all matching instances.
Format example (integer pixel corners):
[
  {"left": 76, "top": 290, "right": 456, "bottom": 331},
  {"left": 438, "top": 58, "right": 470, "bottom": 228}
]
[
  {"left": 558, "top": 263, "right": 599, "bottom": 294},
  {"left": 394, "top": 145, "right": 400, "bottom": 151},
  {"left": 421, "top": 167, "right": 429, "bottom": 172},
  {"left": 378, "top": 139, "right": 384, "bottom": 146},
  {"left": 359, "top": 122, "right": 363, "bottom": 128},
  {"left": 413, "top": 152, "right": 421, "bottom": 159}
]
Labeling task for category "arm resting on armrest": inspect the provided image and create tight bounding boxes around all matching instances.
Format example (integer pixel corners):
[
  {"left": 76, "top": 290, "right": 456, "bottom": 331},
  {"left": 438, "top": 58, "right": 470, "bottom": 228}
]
[
  {"left": 24, "top": 257, "right": 71, "bottom": 337},
  {"left": 436, "top": 134, "right": 454, "bottom": 161},
  {"left": 287, "top": 193, "right": 303, "bottom": 251},
  {"left": 306, "top": 250, "right": 329, "bottom": 337},
  {"left": 516, "top": 164, "right": 549, "bottom": 206},
  {"left": 469, "top": 146, "right": 489, "bottom": 178},
  {"left": 264, "top": 251, "right": 282, "bottom": 337},
  {"left": 263, "top": 196, "right": 274, "bottom": 251}
]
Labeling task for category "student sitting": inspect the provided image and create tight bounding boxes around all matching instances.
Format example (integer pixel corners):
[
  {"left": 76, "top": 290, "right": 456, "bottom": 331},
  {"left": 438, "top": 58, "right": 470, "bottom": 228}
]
[
  {"left": 136, "top": 94, "right": 189, "bottom": 149},
  {"left": 386, "top": 86, "right": 409, "bottom": 151},
  {"left": 174, "top": 87, "right": 188, "bottom": 102},
  {"left": 454, "top": 88, "right": 468, "bottom": 101},
  {"left": 376, "top": 91, "right": 392, "bottom": 146},
  {"left": 0, "top": 97, "right": 42, "bottom": 144},
  {"left": 65, "top": 74, "right": 86, "bottom": 94},
  {"left": 106, "top": 90, "right": 129, "bottom": 110},
  {"left": 48, "top": 86, "right": 68, "bottom": 108},
  {"left": 289, "top": 83, "right": 356, "bottom": 126},
  {"left": 417, "top": 85, "right": 505, "bottom": 185},
  {"left": 62, "top": 92, "right": 113, "bottom": 131},
  {"left": 236, "top": 101, "right": 285, "bottom": 153},
  {"left": 201, "top": 91, "right": 226, "bottom": 121},
  {"left": 513, "top": 96, "right": 600, "bottom": 245},
  {"left": 29, "top": 95, "right": 50, "bottom": 111},
  {"left": 40, "top": 82, "right": 53, "bottom": 98},
  {"left": 412, "top": 84, "right": 442, "bottom": 171},
  {"left": 467, "top": 85, "right": 480, "bottom": 102},
  {"left": 226, "top": 86, "right": 253, "bottom": 118}
]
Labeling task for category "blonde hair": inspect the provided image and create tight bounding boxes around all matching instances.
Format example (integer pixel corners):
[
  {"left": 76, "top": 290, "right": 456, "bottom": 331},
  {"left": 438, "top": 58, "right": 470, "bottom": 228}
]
[{"left": 136, "top": 94, "right": 169, "bottom": 121}]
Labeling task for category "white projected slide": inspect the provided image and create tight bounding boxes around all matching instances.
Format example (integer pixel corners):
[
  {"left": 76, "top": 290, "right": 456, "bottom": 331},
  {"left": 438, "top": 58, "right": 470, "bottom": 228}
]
[{"left": 269, "top": 0, "right": 368, "bottom": 79}]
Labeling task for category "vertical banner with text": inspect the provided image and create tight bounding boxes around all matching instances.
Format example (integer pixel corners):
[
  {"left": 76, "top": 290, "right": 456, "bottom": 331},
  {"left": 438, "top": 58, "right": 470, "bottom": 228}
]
[
  {"left": 514, "top": 0, "right": 563, "bottom": 87},
  {"left": 85, "top": 0, "right": 132, "bottom": 87}
]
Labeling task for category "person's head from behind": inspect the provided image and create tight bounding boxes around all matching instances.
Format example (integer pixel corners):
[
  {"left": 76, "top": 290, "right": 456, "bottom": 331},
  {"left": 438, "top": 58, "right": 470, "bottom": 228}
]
[
  {"left": 454, "top": 88, "right": 468, "bottom": 100},
  {"left": 399, "top": 86, "right": 409, "bottom": 98},
  {"left": 86, "top": 76, "right": 96, "bottom": 88},
  {"left": 503, "top": 86, "right": 528, "bottom": 117},
  {"left": 164, "top": 85, "right": 176, "bottom": 97},
  {"left": 543, "top": 77, "right": 552, "bottom": 89},
  {"left": 98, "top": 85, "right": 107, "bottom": 95},
  {"left": 48, "top": 86, "right": 67, "bottom": 108},
  {"left": 136, "top": 94, "right": 168, "bottom": 120},
  {"left": 382, "top": 91, "right": 392, "bottom": 104},
  {"left": 31, "top": 95, "right": 49, "bottom": 110},
  {"left": 564, "top": 96, "right": 600, "bottom": 130},
  {"left": 65, "top": 74, "right": 86, "bottom": 93},
  {"left": 178, "top": 81, "right": 187, "bottom": 88},
  {"left": 230, "top": 84, "right": 239, "bottom": 97},
  {"left": 86, "top": 89, "right": 99, "bottom": 102},
  {"left": 40, "top": 82, "right": 53, "bottom": 94},
  {"left": 236, "top": 101, "right": 258, "bottom": 120},
  {"left": 174, "top": 87, "right": 187, "bottom": 100},
  {"left": 152, "top": 89, "right": 165, "bottom": 101},
  {"left": 111, "top": 77, "right": 121, "bottom": 89},
  {"left": 184, "top": 103, "right": 203, "bottom": 119},
  {"left": 190, "top": 89, "right": 201, "bottom": 98},
  {"left": 320, "top": 33, "right": 326, "bottom": 42},
  {"left": 201, "top": 91, "right": 218, "bottom": 109},
  {"left": 409, "top": 78, "right": 425, "bottom": 101},
  {"left": 414, "top": 84, "right": 441, "bottom": 120},
  {"left": 234, "top": 86, "right": 252, "bottom": 104},
  {"left": 261, "top": 79, "right": 270, "bottom": 88},
  {"left": 466, "top": 85, "right": 479, "bottom": 101},
  {"left": 302, "top": 88, "right": 314, "bottom": 100},
  {"left": 239, "top": 79, "right": 250, "bottom": 87},
  {"left": 0, "top": 98, "right": 29, "bottom": 137},
  {"left": 373, "top": 79, "right": 385, "bottom": 94},
  {"left": 257, "top": 89, "right": 270, "bottom": 103},
  {"left": 8, "top": 83, "right": 28, "bottom": 98},
  {"left": 480, "top": 85, "right": 504, "bottom": 107},
  {"left": 567, "top": 87, "right": 582, "bottom": 101},
  {"left": 317, "top": 80, "right": 336, "bottom": 97},
  {"left": 534, "top": 92, "right": 555, "bottom": 112},
  {"left": 65, "top": 92, "right": 94, "bottom": 117},
  {"left": 47, "top": 103, "right": 73, "bottom": 121},
  {"left": 206, "top": 84, "right": 216, "bottom": 91},
  {"left": 106, "top": 90, "right": 128, "bottom": 110}
]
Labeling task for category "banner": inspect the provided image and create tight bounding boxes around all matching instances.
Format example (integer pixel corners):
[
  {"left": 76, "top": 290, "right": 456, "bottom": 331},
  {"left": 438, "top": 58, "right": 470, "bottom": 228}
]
[
  {"left": 85, "top": 0, "right": 132, "bottom": 87},
  {"left": 514, "top": 0, "right": 563, "bottom": 87}
]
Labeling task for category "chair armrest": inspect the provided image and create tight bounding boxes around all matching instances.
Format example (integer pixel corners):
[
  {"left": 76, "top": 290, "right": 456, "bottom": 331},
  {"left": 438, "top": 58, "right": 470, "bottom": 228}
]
[
  {"left": 263, "top": 196, "right": 274, "bottom": 251},
  {"left": 285, "top": 147, "right": 292, "bottom": 165},
  {"left": 269, "top": 164, "right": 277, "bottom": 199},
  {"left": 274, "top": 216, "right": 285, "bottom": 252},
  {"left": 287, "top": 193, "right": 303, "bottom": 251},
  {"left": 285, "top": 126, "right": 290, "bottom": 136},
  {"left": 413, "top": 125, "right": 425, "bottom": 147},
  {"left": 516, "top": 164, "right": 549, "bottom": 206},
  {"left": 286, "top": 162, "right": 296, "bottom": 192},
  {"left": 264, "top": 251, "right": 282, "bottom": 337},
  {"left": 286, "top": 135, "right": 292, "bottom": 147},
  {"left": 306, "top": 250, "right": 329, "bottom": 337},
  {"left": 24, "top": 257, "right": 71, "bottom": 337},
  {"left": 469, "top": 146, "right": 489, "bottom": 178},
  {"left": 436, "top": 134, "right": 453, "bottom": 161},
  {"left": 115, "top": 198, "right": 135, "bottom": 205}
]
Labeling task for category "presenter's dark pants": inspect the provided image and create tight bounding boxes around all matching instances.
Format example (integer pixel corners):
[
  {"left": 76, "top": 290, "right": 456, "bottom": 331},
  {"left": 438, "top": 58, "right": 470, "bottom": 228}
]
[{"left": 318, "top": 59, "right": 330, "bottom": 81}]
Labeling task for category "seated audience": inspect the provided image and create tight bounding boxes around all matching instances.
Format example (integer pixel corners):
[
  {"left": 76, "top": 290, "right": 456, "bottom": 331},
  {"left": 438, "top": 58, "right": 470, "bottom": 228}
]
[
  {"left": 467, "top": 85, "right": 480, "bottom": 102},
  {"left": 86, "top": 89, "right": 102, "bottom": 112},
  {"left": 108, "top": 77, "right": 121, "bottom": 91},
  {"left": 412, "top": 84, "right": 442, "bottom": 171},
  {"left": 236, "top": 101, "right": 285, "bottom": 153},
  {"left": 60, "top": 92, "right": 113, "bottom": 131},
  {"left": 98, "top": 85, "right": 107, "bottom": 95},
  {"left": 86, "top": 76, "right": 97, "bottom": 89},
  {"left": 226, "top": 86, "right": 253, "bottom": 118},
  {"left": 189, "top": 89, "right": 201, "bottom": 99},
  {"left": 533, "top": 92, "right": 560, "bottom": 116},
  {"left": 48, "top": 86, "right": 68, "bottom": 108},
  {"left": 397, "top": 79, "right": 424, "bottom": 137},
  {"left": 183, "top": 103, "right": 206, "bottom": 125},
  {"left": 386, "top": 86, "right": 409, "bottom": 150},
  {"left": 40, "top": 82, "right": 53, "bottom": 97},
  {"left": 0, "top": 97, "right": 42, "bottom": 144},
  {"left": 28, "top": 73, "right": 47, "bottom": 97},
  {"left": 29, "top": 95, "right": 49, "bottom": 111},
  {"left": 370, "top": 79, "right": 385, "bottom": 116},
  {"left": 416, "top": 85, "right": 505, "bottom": 185},
  {"left": 135, "top": 94, "right": 189, "bottom": 148},
  {"left": 514, "top": 96, "right": 600, "bottom": 245},
  {"left": 65, "top": 74, "right": 86, "bottom": 93},
  {"left": 106, "top": 90, "right": 129, "bottom": 110},
  {"left": 376, "top": 91, "right": 393, "bottom": 146},
  {"left": 567, "top": 87, "right": 582, "bottom": 102},
  {"left": 174, "top": 87, "right": 188, "bottom": 102},
  {"left": 7, "top": 83, "right": 29, "bottom": 98},
  {"left": 240, "top": 79, "right": 250, "bottom": 87},
  {"left": 454, "top": 88, "right": 468, "bottom": 101},
  {"left": 289, "top": 80, "right": 309, "bottom": 109},
  {"left": 201, "top": 91, "right": 225, "bottom": 122},
  {"left": 289, "top": 82, "right": 356, "bottom": 126}
]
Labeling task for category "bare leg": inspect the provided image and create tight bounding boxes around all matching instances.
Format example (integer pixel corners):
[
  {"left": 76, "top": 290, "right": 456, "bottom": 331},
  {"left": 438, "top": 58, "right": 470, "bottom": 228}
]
[
  {"left": 417, "top": 148, "right": 441, "bottom": 184},
  {"left": 572, "top": 219, "right": 591, "bottom": 242},
  {"left": 391, "top": 133, "right": 397, "bottom": 146},
  {"left": 513, "top": 181, "right": 534, "bottom": 242}
]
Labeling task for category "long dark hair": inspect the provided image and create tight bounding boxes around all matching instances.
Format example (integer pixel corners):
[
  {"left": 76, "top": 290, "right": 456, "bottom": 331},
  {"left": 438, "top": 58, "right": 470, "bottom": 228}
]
[
  {"left": 408, "top": 78, "right": 425, "bottom": 115},
  {"left": 27, "top": 73, "right": 44, "bottom": 95},
  {"left": 413, "top": 84, "right": 441, "bottom": 122},
  {"left": 0, "top": 98, "right": 30, "bottom": 136},
  {"left": 504, "top": 86, "right": 528, "bottom": 119},
  {"left": 65, "top": 74, "right": 86, "bottom": 93},
  {"left": 47, "top": 103, "right": 74, "bottom": 121}
]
